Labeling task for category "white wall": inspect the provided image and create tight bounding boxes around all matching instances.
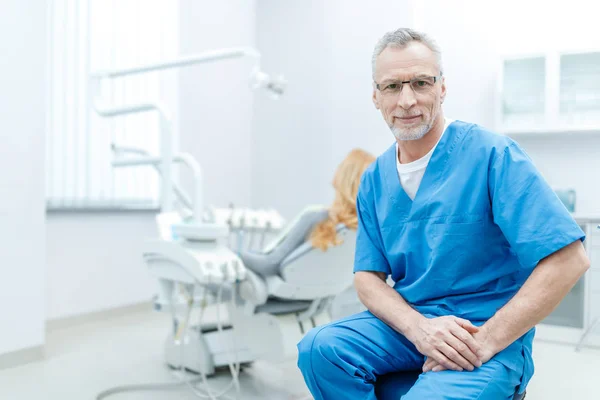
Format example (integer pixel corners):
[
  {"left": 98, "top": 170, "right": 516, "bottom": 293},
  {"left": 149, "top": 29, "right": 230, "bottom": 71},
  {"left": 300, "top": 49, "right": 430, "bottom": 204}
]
[
  {"left": 0, "top": 1, "right": 46, "bottom": 354},
  {"left": 416, "top": 0, "right": 600, "bottom": 215},
  {"left": 253, "top": 0, "right": 414, "bottom": 218},
  {"left": 255, "top": 0, "right": 600, "bottom": 216},
  {"left": 499, "top": 0, "right": 600, "bottom": 215},
  {"left": 44, "top": 0, "right": 600, "bottom": 321},
  {"left": 46, "top": 214, "right": 158, "bottom": 320},
  {"left": 46, "top": 1, "right": 259, "bottom": 321},
  {"left": 179, "top": 0, "right": 257, "bottom": 209},
  {"left": 324, "top": 1, "right": 417, "bottom": 178},
  {"left": 411, "top": 0, "right": 498, "bottom": 128},
  {"left": 252, "top": 0, "right": 332, "bottom": 218}
]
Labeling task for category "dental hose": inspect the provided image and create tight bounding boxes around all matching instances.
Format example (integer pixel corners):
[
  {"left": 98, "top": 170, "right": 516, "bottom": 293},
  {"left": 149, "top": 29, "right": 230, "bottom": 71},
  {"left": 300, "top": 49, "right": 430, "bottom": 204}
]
[{"left": 95, "top": 281, "right": 241, "bottom": 400}]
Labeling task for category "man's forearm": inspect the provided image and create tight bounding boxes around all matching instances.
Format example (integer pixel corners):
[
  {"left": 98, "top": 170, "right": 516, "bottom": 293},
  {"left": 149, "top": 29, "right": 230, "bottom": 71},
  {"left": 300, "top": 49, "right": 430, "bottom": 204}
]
[
  {"left": 484, "top": 240, "right": 590, "bottom": 351},
  {"left": 354, "top": 271, "right": 424, "bottom": 336}
]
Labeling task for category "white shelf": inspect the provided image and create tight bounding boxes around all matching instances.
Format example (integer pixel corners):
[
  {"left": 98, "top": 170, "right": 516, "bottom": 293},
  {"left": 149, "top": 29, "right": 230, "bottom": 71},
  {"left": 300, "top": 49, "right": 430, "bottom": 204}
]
[
  {"left": 535, "top": 323, "right": 600, "bottom": 348},
  {"left": 571, "top": 214, "right": 600, "bottom": 224},
  {"left": 501, "top": 125, "right": 600, "bottom": 137}
]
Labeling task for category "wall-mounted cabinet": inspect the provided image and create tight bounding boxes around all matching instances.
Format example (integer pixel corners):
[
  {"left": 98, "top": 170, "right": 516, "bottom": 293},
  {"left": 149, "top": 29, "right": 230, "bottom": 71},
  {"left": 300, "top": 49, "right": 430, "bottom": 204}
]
[{"left": 497, "top": 51, "right": 600, "bottom": 137}]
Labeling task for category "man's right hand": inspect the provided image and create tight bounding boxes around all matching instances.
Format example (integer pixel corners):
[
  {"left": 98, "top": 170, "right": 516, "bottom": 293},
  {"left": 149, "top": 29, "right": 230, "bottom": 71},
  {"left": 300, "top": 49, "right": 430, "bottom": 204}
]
[
  {"left": 353, "top": 272, "right": 483, "bottom": 372},
  {"left": 405, "top": 315, "right": 484, "bottom": 372}
]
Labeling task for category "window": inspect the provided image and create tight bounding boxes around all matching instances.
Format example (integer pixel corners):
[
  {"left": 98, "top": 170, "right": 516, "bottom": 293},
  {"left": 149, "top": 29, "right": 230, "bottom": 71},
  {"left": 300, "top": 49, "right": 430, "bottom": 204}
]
[{"left": 46, "top": 0, "right": 179, "bottom": 210}]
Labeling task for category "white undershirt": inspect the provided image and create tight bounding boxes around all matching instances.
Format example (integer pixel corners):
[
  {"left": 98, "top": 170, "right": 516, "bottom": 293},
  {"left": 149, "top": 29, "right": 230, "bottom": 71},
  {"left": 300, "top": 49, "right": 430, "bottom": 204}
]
[{"left": 396, "top": 118, "right": 454, "bottom": 200}]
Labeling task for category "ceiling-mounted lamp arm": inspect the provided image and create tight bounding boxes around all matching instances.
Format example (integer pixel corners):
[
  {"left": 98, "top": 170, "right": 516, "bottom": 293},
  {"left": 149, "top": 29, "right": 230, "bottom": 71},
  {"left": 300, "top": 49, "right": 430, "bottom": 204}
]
[{"left": 89, "top": 46, "right": 286, "bottom": 221}]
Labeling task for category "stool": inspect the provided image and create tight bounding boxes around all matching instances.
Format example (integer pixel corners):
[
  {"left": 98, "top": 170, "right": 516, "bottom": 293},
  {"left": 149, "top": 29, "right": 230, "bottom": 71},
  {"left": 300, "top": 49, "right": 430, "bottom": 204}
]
[{"left": 374, "top": 370, "right": 526, "bottom": 399}]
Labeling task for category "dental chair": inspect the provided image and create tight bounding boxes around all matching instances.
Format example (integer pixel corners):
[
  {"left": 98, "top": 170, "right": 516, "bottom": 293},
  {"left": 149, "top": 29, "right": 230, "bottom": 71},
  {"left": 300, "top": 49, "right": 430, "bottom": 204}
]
[
  {"left": 143, "top": 210, "right": 528, "bottom": 399},
  {"left": 143, "top": 209, "right": 357, "bottom": 376}
]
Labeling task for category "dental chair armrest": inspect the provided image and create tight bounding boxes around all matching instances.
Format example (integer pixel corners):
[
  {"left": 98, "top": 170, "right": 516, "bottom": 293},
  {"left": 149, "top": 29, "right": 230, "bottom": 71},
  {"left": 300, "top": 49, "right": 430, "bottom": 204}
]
[
  {"left": 280, "top": 224, "right": 349, "bottom": 267},
  {"left": 273, "top": 224, "right": 356, "bottom": 300},
  {"left": 239, "top": 268, "right": 269, "bottom": 306},
  {"left": 280, "top": 241, "right": 313, "bottom": 267}
]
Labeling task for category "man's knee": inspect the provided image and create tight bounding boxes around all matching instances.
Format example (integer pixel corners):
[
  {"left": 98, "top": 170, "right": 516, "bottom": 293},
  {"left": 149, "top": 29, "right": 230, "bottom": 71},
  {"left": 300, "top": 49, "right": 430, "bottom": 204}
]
[{"left": 297, "top": 324, "right": 341, "bottom": 372}]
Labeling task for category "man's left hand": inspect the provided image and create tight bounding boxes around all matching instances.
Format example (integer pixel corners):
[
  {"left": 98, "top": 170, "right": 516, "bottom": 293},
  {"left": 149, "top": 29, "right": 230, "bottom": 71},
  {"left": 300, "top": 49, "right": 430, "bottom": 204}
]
[{"left": 422, "top": 325, "right": 499, "bottom": 373}]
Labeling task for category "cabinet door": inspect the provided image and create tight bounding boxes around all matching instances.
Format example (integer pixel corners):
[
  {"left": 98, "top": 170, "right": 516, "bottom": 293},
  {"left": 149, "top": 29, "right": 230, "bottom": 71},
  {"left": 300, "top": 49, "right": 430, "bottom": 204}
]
[
  {"left": 541, "top": 224, "right": 590, "bottom": 329},
  {"left": 588, "top": 231, "right": 600, "bottom": 325},
  {"left": 501, "top": 56, "right": 546, "bottom": 130},
  {"left": 560, "top": 52, "right": 600, "bottom": 125},
  {"left": 542, "top": 276, "right": 585, "bottom": 329}
]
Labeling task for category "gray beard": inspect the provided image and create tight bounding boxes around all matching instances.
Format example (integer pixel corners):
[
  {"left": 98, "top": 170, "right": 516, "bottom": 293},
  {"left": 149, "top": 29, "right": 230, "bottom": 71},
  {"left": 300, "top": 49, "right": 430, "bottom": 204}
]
[{"left": 391, "top": 121, "right": 431, "bottom": 141}]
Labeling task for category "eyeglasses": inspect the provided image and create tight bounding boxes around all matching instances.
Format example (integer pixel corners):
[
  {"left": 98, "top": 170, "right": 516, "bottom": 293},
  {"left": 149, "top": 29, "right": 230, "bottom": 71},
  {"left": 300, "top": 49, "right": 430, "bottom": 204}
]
[{"left": 374, "top": 75, "right": 441, "bottom": 97}]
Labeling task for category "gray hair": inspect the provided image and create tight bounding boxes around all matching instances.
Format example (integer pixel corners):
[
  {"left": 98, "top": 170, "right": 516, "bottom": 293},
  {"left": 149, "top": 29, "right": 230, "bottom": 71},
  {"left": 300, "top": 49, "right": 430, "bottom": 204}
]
[{"left": 372, "top": 28, "right": 443, "bottom": 79}]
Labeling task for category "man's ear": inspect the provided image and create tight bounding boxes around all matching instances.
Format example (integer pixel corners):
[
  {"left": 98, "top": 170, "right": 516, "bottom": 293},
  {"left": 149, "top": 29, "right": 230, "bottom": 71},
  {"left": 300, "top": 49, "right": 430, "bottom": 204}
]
[
  {"left": 372, "top": 90, "right": 380, "bottom": 110},
  {"left": 440, "top": 76, "right": 446, "bottom": 104}
]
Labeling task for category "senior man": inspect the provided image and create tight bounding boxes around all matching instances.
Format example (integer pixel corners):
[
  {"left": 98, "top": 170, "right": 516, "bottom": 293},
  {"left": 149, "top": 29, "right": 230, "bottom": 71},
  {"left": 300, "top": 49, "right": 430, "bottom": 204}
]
[{"left": 297, "top": 28, "right": 590, "bottom": 399}]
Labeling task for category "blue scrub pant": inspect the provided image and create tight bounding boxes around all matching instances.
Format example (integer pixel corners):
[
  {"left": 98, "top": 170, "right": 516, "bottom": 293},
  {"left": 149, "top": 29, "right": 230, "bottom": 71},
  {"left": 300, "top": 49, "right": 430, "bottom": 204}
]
[{"left": 297, "top": 311, "right": 523, "bottom": 400}]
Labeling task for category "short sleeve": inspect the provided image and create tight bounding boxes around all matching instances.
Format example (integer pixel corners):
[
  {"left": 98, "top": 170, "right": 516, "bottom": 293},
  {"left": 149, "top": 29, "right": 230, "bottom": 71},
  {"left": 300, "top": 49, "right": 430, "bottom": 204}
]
[
  {"left": 489, "top": 142, "right": 585, "bottom": 269},
  {"left": 353, "top": 192, "right": 391, "bottom": 275}
]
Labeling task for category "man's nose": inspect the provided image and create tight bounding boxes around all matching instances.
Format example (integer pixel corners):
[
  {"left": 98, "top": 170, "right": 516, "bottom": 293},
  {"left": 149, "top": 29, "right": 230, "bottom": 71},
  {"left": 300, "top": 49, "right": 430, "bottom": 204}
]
[{"left": 396, "top": 86, "right": 417, "bottom": 109}]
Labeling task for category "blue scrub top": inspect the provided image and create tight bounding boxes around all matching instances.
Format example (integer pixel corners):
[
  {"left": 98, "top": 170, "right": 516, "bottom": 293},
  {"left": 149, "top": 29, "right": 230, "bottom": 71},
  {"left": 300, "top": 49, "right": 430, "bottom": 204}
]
[{"left": 354, "top": 120, "right": 585, "bottom": 392}]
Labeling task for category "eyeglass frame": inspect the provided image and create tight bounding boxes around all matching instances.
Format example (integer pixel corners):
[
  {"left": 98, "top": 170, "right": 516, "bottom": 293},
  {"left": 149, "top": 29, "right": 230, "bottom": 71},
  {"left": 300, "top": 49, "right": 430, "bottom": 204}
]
[{"left": 374, "top": 73, "right": 443, "bottom": 96}]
